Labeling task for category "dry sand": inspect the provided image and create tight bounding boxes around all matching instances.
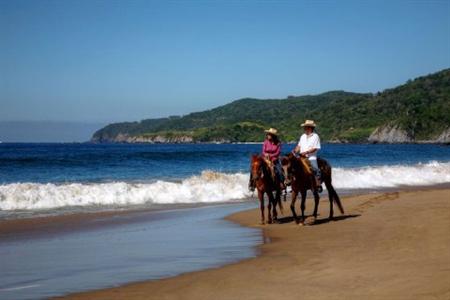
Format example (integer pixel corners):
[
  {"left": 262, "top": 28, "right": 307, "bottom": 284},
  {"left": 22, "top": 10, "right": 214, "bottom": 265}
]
[{"left": 52, "top": 188, "right": 449, "bottom": 300}]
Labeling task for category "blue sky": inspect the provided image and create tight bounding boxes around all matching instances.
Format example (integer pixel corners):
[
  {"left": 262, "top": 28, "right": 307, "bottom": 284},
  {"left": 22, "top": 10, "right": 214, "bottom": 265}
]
[{"left": 1, "top": 0, "right": 449, "bottom": 123}]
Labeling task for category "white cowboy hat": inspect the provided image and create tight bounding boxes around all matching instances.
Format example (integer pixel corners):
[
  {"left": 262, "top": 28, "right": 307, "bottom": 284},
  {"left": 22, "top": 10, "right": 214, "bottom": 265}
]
[
  {"left": 264, "top": 128, "right": 278, "bottom": 135},
  {"left": 301, "top": 120, "right": 316, "bottom": 128}
]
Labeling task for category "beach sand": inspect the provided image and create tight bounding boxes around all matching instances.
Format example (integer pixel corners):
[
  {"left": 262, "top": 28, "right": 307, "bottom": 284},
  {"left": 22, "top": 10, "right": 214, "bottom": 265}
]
[{"left": 49, "top": 188, "right": 449, "bottom": 299}]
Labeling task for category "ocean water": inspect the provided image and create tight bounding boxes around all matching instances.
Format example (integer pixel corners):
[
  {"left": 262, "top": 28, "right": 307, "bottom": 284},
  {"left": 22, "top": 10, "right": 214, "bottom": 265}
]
[
  {"left": 0, "top": 143, "right": 450, "bottom": 214},
  {"left": 1, "top": 143, "right": 449, "bottom": 299},
  {"left": 0, "top": 203, "right": 262, "bottom": 300}
]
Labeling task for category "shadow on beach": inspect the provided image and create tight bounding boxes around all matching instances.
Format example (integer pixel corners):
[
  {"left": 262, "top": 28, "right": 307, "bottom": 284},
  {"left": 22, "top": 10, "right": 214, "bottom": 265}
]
[{"left": 275, "top": 214, "right": 361, "bottom": 225}]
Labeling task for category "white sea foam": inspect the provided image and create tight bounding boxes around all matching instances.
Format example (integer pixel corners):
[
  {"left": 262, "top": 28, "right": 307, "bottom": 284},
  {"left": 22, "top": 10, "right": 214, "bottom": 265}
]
[
  {"left": 332, "top": 161, "right": 450, "bottom": 189},
  {"left": 0, "top": 171, "right": 251, "bottom": 210},
  {"left": 1, "top": 162, "right": 449, "bottom": 211}
]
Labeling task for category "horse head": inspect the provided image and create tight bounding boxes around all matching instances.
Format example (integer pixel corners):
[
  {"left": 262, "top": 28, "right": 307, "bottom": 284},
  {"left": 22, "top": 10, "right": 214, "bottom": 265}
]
[
  {"left": 281, "top": 153, "right": 296, "bottom": 186},
  {"left": 251, "top": 154, "right": 264, "bottom": 181}
]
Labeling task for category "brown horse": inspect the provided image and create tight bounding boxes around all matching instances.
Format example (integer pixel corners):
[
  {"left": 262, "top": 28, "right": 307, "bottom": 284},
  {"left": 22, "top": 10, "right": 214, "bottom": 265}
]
[
  {"left": 250, "top": 154, "right": 283, "bottom": 224},
  {"left": 281, "top": 153, "right": 344, "bottom": 225}
]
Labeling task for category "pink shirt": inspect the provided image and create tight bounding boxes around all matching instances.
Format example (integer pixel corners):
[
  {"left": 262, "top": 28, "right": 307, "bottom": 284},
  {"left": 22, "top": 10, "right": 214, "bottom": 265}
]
[{"left": 262, "top": 140, "right": 281, "bottom": 162}]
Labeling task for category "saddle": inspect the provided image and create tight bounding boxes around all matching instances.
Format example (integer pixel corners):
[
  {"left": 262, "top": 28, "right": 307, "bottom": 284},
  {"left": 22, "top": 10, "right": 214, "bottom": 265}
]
[
  {"left": 298, "top": 156, "right": 322, "bottom": 192},
  {"left": 263, "top": 158, "right": 276, "bottom": 181},
  {"left": 299, "top": 157, "right": 314, "bottom": 177}
]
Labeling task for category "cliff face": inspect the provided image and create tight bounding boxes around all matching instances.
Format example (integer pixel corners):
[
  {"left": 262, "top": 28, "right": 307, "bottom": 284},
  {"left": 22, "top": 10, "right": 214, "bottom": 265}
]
[
  {"left": 91, "top": 126, "right": 450, "bottom": 144},
  {"left": 368, "top": 125, "right": 414, "bottom": 143},
  {"left": 91, "top": 133, "right": 194, "bottom": 143},
  {"left": 434, "top": 128, "right": 450, "bottom": 144},
  {"left": 368, "top": 125, "right": 450, "bottom": 144}
]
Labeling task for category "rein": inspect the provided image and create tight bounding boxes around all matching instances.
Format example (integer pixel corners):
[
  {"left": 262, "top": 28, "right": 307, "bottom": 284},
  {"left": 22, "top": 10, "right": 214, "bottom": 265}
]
[
  {"left": 253, "top": 158, "right": 270, "bottom": 180},
  {"left": 252, "top": 157, "right": 274, "bottom": 187}
]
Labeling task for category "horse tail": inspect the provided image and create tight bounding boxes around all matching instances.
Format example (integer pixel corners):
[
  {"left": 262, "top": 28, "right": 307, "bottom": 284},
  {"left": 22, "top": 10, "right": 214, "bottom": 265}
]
[
  {"left": 326, "top": 182, "right": 344, "bottom": 214},
  {"left": 319, "top": 158, "right": 344, "bottom": 214}
]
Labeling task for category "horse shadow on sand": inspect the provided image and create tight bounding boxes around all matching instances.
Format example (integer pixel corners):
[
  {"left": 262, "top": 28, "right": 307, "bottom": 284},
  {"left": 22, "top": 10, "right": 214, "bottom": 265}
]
[{"left": 274, "top": 213, "right": 360, "bottom": 225}]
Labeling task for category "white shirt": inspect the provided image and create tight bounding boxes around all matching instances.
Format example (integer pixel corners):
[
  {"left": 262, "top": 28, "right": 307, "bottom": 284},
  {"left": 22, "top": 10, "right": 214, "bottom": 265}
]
[{"left": 298, "top": 132, "right": 321, "bottom": 160}]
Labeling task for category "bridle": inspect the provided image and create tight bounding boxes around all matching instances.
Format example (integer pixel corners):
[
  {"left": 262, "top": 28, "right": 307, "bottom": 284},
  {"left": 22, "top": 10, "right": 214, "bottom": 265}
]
[
  {"left": 282, "top": 154, "right": 301, "bottom": 185},
  {"left": 252, "top": 156, "right": 272, "bottom": 182},
  {"left": 251, "top": 158, "right": 264, "bottom": 181}
]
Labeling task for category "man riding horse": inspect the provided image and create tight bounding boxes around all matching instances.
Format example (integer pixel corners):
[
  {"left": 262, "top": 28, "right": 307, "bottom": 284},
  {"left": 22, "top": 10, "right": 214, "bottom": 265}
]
[
  {"left": 248, "top": 122, "right": 343, "bottom": 225},
  {"left": 293, "top": 120, "right": 323, "bottom": 193}
]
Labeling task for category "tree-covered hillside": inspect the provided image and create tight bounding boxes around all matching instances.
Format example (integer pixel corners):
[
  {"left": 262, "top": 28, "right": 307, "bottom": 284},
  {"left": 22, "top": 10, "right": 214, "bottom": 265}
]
[{"left": 92, "top": 68, "right": 450, "bottom": 143}]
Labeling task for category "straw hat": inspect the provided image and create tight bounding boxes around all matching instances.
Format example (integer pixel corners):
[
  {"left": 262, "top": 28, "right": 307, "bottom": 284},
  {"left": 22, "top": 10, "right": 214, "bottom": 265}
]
[
  {"left": 264, "top": 128, "right": 278, "bottom": 136},
  {"left": 301, "top": 120, "right": 316, "bottom": 128}
]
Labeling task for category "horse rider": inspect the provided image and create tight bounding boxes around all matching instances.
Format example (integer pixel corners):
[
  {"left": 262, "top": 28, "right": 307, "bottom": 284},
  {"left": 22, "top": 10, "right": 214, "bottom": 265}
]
[
  {"left": 249, "top": 128, "right": 285, "bottom": 191},
  {"left": 294, "top": 120, "right": 323, "bottom": 192}
]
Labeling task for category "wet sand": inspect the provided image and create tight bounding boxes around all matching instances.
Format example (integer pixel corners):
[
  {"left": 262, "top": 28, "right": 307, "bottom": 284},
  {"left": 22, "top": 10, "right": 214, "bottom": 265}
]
[
  {"left": 0, "top": 203, "right": 261, "bottom": 300},
  {"left": 58, "top": 188, "right": 450, "bottom": 300}
]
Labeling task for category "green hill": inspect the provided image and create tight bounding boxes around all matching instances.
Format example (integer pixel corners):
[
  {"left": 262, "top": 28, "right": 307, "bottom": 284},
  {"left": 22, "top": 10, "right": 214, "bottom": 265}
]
[{"left": 92, "top": 68, "right": 450, "bottom": 143}]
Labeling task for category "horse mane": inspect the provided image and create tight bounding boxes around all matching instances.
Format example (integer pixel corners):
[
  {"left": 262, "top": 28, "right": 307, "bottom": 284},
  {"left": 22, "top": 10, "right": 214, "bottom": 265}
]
[
  {"left": 287, "top": 153, "right": 305, "bottom": 176},
  {"left": 252, "top": 154, "right": 273, "bottom": 183}
]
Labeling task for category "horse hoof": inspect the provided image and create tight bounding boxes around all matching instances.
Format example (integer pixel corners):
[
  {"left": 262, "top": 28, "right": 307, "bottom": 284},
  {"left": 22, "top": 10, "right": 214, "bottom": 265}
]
[
  {"left": 308, "top": 218, "right": 317, "bottom": 225},
  {"left": 259, "top": 221, "right": 265, "bottom": 225},
  {"left": 298, "top": 221, "right": 305, "bottom": 226}
]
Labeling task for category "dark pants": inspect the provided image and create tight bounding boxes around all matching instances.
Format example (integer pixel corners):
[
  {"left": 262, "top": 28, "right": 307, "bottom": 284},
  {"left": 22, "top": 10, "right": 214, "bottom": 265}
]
[{"left": 273, "top": 159, "right": 285, "bottom": 183}]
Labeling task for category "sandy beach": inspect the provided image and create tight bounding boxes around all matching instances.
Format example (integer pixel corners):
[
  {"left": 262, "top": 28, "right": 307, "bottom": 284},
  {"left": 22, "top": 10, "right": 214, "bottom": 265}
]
[{"left": 54, "top": 188, "right": 450, "bottom": 300}]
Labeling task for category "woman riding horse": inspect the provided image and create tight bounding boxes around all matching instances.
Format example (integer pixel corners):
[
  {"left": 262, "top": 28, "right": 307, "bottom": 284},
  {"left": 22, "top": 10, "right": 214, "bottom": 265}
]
[
  {"left": 249, "top": 128, "right": 284, "bottom": 191},
  {"left": 249, "top": 128, "right": 284, "bottom": 224}
]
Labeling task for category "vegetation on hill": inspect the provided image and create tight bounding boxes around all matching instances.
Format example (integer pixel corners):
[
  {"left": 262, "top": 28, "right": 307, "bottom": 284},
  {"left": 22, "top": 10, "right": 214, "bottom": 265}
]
[{"left": 92, "top": 68, "right": 450, "bottom": 143}]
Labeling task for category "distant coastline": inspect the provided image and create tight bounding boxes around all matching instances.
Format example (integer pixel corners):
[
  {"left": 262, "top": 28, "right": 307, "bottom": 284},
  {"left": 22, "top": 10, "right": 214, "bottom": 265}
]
[
  {"left": 91, "top": 68, "right": 450, "bottom": 145},
  {"left": 88, "top": 138, "right": 450, "bottom": 145}
]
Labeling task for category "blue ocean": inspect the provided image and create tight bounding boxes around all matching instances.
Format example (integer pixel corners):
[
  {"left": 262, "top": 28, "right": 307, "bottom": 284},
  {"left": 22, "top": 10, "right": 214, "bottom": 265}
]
[
  {"left": 0, "top": 143, "right": 449, "bottom": 300},
  {"left": 1, "top": 143, "right": 450, "bottom": 214}
]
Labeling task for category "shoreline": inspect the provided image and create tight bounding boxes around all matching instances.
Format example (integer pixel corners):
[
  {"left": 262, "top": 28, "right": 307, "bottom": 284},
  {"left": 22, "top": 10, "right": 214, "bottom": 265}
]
[
  {"left": 0, "top": 202, "right": 261, "bottom": 300},
  {"left": 2, "top": 141, "right": 450, "bottom": 145},
  {"left": 3, "top": 184, "right": 450, "bottom": 241},
  {"left": 0, "top": 201, "right": 256, "bottom": 241},
  {"left": 54, "top": 187, "right": 450, "bottom": 300}
]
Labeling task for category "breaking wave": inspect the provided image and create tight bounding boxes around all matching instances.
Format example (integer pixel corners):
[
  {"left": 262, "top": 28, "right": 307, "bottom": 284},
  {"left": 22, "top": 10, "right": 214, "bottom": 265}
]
[
  {"left": 0, "top": 171, "right": 250, "bottom": 210},
  {"left": 1, "top": 161, "right": 449, "bottom": 211},
  {"left": 332, "top": 161, "right": 450, "bottom": 189}
]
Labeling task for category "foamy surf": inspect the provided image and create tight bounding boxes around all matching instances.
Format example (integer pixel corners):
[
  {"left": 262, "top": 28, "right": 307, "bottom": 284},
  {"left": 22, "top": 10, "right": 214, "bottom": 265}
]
[
  {"left": 0, "top": 171, "right": 251, "bottom": 210},
  {"left": 0, "top": 162, "right": 449, "bottom": 211},
  {"left": 0, "top": 284, "right": 40, "bottom": 292},
  {"left": 333, "top": 161, "right": 450, "bottom": 189}
]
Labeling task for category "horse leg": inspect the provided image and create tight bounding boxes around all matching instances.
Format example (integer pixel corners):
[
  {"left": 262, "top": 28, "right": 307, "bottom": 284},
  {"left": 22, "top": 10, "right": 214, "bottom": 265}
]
[
  {"left": 272, "top": 193, "right": 278, "bottom": 223},
  {"left": 267, "top": 192, "right": 273, "bottom": 224},
  {"left": 258, "top": 190, "right": 265, "bottom": 225},
  {"left": 312, "top": 190, "right": 320, "bottom": 223},
  {"left": 326, "top": 182, "right": 334, "bottom": 220},
  {"left": 276, "top": 188, "right": 284, "bottom": 216},
  {"left": 300, "top": 190, "right": 307, "bottom": 225},
  {"left": 290, "top": 191, "right": 299, "bottom": 224}
]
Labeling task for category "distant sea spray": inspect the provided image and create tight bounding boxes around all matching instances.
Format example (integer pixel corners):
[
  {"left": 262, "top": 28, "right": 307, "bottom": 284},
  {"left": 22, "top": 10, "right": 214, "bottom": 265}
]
[{"left": 1, "top": 162, "right": 449, "bottom": 211}]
